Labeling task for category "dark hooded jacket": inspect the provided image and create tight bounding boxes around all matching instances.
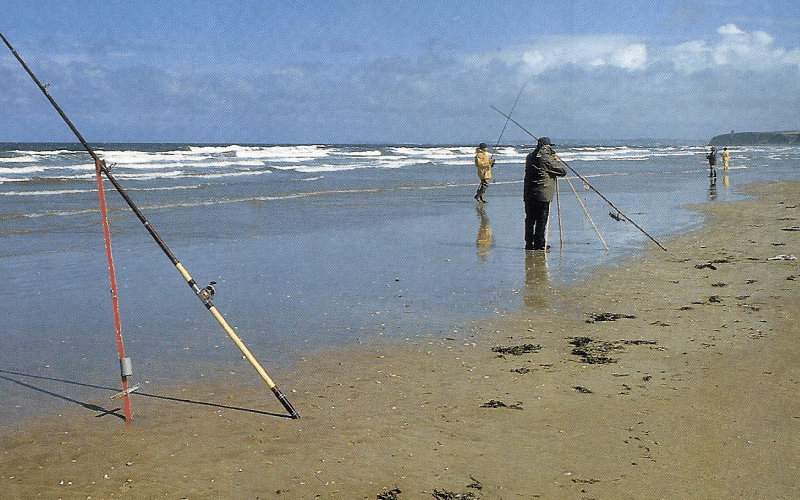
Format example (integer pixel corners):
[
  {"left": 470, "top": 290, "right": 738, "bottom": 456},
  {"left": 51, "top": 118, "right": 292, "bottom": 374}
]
[{"left": 524, "top": 144, "right": 568, "bottom": 203}]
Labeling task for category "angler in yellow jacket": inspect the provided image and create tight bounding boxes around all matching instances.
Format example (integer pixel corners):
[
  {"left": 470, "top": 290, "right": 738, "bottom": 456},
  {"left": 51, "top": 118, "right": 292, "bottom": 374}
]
[
  {"left": 721, "top": 147, "right": 730, "bottom": 171},
  {"left": 474, "top": 143, "right": 495, "bottom": 202}
]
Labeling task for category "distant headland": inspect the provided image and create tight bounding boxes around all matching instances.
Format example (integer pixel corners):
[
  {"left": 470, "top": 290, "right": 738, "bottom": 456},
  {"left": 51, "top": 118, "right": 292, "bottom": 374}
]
[{"left": 709, "top": 130, "right": 800, "bottom": 146}]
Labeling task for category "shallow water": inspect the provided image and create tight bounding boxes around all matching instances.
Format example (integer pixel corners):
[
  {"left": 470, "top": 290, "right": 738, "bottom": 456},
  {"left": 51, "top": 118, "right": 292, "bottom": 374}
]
[{"left": 1, "top": 142, "right": 798, "bottom": 425}]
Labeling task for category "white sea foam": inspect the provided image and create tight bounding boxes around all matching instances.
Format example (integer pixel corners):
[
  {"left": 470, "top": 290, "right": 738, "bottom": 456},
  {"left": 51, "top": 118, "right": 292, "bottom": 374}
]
[
  {"left": 388, "top": 147, "right": 430, "bottom": 156},
  {"left": 377, "top": 158, "right": 425, "bottom": 168},
  {"left": 227, "top": 145, "right": 330, "bottom": 162},
  {"left": 0, "top": 155, "right": 39, "bottom": 164},
  {"left": 559, "top": 146, "right": 653, "bottom": 162},
  {"left": 111, "top": 170, "right": 185, "bottom": 181},
  {"left": 1, "top": 143, "right": 795, "bottom": 207},
  {"left": 274, "top": 163, "right": 362, "bottom": 174},
  {"left": 182, "top": 170, "right": 267, "bottom": 180},
  {"left": 100, "top": 150, "right": 197, "bottom": 165},
  {"left": 0, "top": 188, "right": 94, "bottom": 196},
  {"left": 11, "top": 149, "right": 75, "bottom": 156},
  {"left": 0, "top": 167, "right": 43, "bottom": 178},
  {"left": 186, "top": 145, "right": 242, "bottom": 154},
  {"left": 334, "top": 150, "right": 383, "bottom": 157}
]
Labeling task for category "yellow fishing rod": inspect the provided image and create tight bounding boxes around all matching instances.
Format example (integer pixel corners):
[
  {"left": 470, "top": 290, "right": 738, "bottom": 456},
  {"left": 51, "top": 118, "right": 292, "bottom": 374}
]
[{"left": 2, "top": 32, "right": 299, "bottom": 419}]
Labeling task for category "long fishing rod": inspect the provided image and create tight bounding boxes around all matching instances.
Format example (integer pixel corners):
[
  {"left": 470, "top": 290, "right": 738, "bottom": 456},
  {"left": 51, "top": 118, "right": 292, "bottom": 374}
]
[
  {"left": 490, "top": 84, "right": 526, "bottom": 159},
  {"left": 2, "top": 32, "right": 300, "bottom": 419},
  {"left": 489, "top": 105, "right": 667, "bottom": 252}
]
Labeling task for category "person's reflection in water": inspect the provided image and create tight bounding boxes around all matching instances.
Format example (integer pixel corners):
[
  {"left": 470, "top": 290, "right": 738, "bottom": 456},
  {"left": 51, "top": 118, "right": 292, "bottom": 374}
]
[
  {"left": 476, "top": 203, "right": 493, "bottom": 262},
  {"left": 709, "top": 175, "right": 717, "bottom": 201},
  {"left": 524, "top": 251, "right": 549, "bottom": 308}
]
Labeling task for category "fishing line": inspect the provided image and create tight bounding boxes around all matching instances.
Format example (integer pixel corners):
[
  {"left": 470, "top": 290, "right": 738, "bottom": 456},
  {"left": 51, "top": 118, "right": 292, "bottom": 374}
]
[{"left": 490, "top": 84, "right": 526, "bottom": 159}]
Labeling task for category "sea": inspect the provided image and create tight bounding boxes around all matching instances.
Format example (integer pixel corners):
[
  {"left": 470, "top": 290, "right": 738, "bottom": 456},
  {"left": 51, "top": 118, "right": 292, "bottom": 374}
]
[{"left": 1, "top": 141, "right": 798, "bottom": 425}]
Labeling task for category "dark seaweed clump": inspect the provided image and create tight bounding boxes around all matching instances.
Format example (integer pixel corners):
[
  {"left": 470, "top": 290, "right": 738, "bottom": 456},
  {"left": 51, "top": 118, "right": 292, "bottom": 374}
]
[
  {"left": 431, "top": 489, "right": 479, "bottom": 500},
  {"left": 569, "top": 337, "right": 658, "bottom": 364},
  {"left": 491, "top": 343, "right": 542, "bottom": 356},
  {"left": 585, "top": 312, "right": 636, "bottom": 323},
  {"left": 569, "top": 337, "right": 619, "bottom": 364},
  {"left": 480, "top": 400, "right": 523, "bottom": 410},
  {"left": 431, "top": 475, "right": 483, "bottom": 499},
  {"left": 377, "top": 488, "right": 402, "bottom": 500}
]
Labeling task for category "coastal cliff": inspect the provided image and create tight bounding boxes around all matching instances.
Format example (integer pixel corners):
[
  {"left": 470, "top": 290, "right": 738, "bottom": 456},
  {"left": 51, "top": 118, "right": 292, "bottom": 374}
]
[{"left": 709, "top": 130, "right": 800, "bottom": 146}]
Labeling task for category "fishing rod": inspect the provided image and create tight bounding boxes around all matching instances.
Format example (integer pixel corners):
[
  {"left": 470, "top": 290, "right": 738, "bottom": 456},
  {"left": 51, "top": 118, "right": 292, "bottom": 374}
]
[
  {"left": 489, "top": 105, "right": 667, "bottom": 252},
  {"left": 490, "top": 84, "right": 526, "bottom": 160},
  {"left": 2, "top": 32, "right": 299, "bottom": 419}
]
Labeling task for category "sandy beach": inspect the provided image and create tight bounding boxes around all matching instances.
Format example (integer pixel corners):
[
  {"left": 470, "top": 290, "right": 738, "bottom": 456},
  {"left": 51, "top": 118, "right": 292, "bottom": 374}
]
[{"left": 1, "top": 179, "right": 798, "bottom": 499}]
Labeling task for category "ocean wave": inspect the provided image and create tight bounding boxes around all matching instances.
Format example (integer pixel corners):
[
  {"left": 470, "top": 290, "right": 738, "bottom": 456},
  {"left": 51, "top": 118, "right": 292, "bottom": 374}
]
[
  {"left": 2, "top": 143, "right": 795, "bottom": 207},
  {"left": 273, "top": 163, "right": 363, "bottom": 174},
  {"left": 0, "top": 165, "right": 47, "bottom": 175},
  {"left": 0, "top": 155, "right": 39, "bottom": 164},
  {"left": 389, "top": 146, "right": 474, "bottom": 159},
  {"left": 219, "top": 145, "right": 330, "bottom": 162},
  {"left": 377, "top": 158, "right": 427, "bottom": 168},
  {"left": 9, "top": 149, "right": 77, "bottom": 157},
  {"left": 107, "top": 159, "right": 266, "bottom": 170},
  {"left": 334, "top": 150, "right": 383, "bottom": 157},
  {"left": 0, "top": 188, "right": 95, "bottom": 196},
  {"left": 181, "top": 170, "right": 268, "bottom": 180}
]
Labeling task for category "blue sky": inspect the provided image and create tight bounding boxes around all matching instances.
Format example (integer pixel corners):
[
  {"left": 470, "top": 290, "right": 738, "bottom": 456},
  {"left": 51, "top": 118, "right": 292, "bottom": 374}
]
[{"left": 1, "top": 1, "right": 799, "bottom": 144}]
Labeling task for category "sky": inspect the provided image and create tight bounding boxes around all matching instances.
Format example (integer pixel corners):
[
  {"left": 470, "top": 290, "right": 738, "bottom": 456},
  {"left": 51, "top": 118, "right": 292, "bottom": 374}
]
[{"left": 1, "top": 0, "right": 799, "bottom": 144}]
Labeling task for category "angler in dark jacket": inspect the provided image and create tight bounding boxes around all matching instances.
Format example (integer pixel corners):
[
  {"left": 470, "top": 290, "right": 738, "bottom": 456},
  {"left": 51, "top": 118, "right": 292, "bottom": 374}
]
[
  {"left": 706, "top": 147, "right": 717, "bottom": 178},
  {"left": 524, "top": 137, "right": 567, "bottom": 251}
]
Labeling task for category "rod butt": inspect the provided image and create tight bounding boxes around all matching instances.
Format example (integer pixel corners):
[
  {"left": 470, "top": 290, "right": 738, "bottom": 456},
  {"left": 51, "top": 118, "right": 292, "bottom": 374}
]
[{"left": 272, "top": 387, "right": 300, "bottom": 419}]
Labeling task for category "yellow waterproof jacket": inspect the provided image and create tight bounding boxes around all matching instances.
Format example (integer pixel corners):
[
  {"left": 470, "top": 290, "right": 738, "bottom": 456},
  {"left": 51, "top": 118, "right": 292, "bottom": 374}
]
[{"left": 475, "top": 149, "right": 492, "bottom": 181}]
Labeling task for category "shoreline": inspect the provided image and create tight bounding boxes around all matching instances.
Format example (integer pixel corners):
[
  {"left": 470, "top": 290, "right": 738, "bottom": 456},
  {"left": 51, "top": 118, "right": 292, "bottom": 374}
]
[{"left": 1, "top": 180, "right": 798, "bottom": 499}]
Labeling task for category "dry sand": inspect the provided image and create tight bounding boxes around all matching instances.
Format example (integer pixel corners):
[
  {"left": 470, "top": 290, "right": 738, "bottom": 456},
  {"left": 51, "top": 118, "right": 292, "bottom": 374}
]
[{"left": 2, "top": 180, "right": 798, "bottom": 499}]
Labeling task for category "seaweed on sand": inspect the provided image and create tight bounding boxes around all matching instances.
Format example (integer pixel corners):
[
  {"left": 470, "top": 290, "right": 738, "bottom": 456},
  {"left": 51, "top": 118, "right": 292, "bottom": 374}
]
[
  {"left": 585, "top": 312, "right": 636, "bottom": 323},
  {"left": 491, "top": 343, "right": 542, "bottom": 356},
  {"left": 377, "top": 487, "right": 402, "bottom": 500},
  {"left": 431, "top": 476, "right": 483, "bottom": 499},
  {"left": 480, "top": 400, "right": 523, "bottom": 410},
  {"left": 431, "top": 490, "right": 479, "bottom": 500},
  {"left": 568, "top": 337, "right": 619, "bottom": 364},
  {"left": 568, "top": 337, "right": 658, "bottom": 364}
]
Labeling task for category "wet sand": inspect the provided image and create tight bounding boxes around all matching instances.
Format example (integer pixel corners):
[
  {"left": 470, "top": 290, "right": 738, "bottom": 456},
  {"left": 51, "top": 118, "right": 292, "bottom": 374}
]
[{"left": 1, "top": 180, "right": 798, "bottom": 499}]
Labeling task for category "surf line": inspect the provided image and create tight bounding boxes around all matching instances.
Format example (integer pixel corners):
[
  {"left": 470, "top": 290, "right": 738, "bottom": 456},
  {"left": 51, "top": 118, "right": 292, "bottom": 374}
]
[
  {"left": 490, "top": 105, "right": 667, "bottom": 252},
  {"left": 1, "top": 32, "right": 299, "bottom": 420}
]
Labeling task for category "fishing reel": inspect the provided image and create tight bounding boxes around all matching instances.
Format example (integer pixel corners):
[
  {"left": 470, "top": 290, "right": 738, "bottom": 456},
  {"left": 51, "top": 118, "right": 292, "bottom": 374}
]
[{"left": 198, "top": 281, "right": 217, "bottom": 301}]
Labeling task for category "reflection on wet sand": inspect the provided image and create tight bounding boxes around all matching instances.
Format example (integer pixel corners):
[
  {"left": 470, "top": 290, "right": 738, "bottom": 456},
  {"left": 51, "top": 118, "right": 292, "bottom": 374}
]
[
  {"left": 524, "top": 251, "right": 549, "bottom": 308},
  {"left": 476, "top": 203, "right": 493, "bottom": 262},
  {"left": 710, "top": 175, "right": 732, "bottom": 201}
]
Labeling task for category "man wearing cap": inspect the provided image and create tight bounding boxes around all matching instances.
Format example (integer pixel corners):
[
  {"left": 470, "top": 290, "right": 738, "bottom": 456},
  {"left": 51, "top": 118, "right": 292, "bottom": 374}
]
[
  {"left": 524, "top": 137, "right": 567, "bottom": 251},
  {"left": 474, "top": 143, "right": 495, "bottom": 202},
  {"left": 706, "top": 146, "right": 717, "bottom": 177}
]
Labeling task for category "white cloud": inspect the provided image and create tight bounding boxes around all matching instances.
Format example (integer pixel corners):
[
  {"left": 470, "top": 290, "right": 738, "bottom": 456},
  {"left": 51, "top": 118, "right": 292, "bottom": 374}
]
[
  {"left": 466, "top": 25, "right": 798, "bottom": 77},
  {"left": 669, "top": 24, "right": 800, "bottom": 73},
  {"left": 466, "top": 35, "right": 649, "bottom": 74},
  {"left": 610, "top": 44, "right": 647, "bottom": 70}
]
